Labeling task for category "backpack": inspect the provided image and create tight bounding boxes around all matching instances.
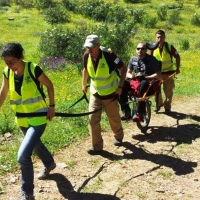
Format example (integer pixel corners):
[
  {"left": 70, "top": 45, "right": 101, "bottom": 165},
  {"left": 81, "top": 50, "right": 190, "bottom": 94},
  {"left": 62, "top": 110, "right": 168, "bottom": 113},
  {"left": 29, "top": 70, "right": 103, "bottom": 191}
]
[
  {"left": 164, "top": 42, "right": 173, "bottom": 62},
  {"left": 5, "top": 62, "right": 46, "bottom": 100}
]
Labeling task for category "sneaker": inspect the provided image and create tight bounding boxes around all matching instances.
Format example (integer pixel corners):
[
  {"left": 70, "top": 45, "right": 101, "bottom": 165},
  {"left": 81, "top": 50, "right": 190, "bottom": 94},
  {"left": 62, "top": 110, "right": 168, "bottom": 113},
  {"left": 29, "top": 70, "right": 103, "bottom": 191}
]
[
  {"left": 87, "top": 147, "right": 103, "bottom": 155},
  {"left": 20, "top": 194, "right": 35, "bottom": 200},
  {"left": 37, "top": 162, "right": 56, "bottom": 180},
  {"left": 113, "top": 138, "right": 123, "bottom": 146},
  {"left": 132, "top": 114, "right": 143, "bottom": 122}
]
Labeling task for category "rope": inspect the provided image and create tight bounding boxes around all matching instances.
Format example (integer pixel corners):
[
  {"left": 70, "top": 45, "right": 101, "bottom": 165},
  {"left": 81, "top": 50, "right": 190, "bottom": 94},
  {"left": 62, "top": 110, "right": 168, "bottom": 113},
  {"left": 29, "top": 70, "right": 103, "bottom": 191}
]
[{"left": 15, "top": 96, "right": 118, "bottom": 118}]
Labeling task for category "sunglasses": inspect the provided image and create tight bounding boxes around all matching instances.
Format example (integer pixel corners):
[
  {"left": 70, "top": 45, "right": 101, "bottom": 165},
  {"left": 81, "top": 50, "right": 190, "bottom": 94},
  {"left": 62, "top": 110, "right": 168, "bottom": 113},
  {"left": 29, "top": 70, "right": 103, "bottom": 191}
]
[{"left": 136, "top": 47, "right": 146, "bottom": 50}]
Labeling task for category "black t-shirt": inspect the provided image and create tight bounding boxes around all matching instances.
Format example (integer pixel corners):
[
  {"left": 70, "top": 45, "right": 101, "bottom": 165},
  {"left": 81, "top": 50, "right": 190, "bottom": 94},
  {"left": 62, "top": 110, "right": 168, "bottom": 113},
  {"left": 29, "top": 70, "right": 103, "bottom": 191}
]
[
  {"left": 128, "top": 54, "right": 161, "bottom": 76},
  {"left": 3, "top": 65, "right": 43, "bottom": 96}
]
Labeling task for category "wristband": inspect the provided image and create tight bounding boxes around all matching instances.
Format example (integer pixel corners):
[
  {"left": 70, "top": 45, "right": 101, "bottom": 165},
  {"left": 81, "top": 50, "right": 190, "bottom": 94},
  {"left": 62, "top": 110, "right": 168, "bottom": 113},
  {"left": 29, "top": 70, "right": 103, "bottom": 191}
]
[{"left": 49, "top": 104, "right": 55, "bottom": 107}]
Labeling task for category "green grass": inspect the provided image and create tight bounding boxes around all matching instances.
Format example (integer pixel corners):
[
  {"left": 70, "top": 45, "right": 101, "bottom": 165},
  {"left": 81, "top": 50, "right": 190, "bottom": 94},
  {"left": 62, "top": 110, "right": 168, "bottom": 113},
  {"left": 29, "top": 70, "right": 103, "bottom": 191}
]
[{"left": 0, "top": 1, "right": 200, "bottom": 175}]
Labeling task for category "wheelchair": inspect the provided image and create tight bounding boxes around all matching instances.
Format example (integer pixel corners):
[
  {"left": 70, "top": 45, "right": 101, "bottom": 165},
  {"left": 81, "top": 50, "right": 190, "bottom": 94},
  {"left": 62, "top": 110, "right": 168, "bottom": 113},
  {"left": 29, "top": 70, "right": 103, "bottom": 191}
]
[
  {"left": 128, "top": 72, "right": 176, "bottom": 134},
  {"left": 128, "top": 78, "right": 162, "bottom": 134}
]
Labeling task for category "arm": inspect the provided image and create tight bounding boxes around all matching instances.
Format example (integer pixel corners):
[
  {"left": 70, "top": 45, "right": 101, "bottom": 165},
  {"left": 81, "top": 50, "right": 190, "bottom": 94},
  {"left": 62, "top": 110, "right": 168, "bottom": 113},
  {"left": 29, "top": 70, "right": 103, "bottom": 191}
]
[
  {"left": 175, "top": 54, "right": 181, "bottom": 74},
  {"left": 38, "top": 73, "right": 55, "bottom": 121},
  {"left": 0, "top": 76, "right": 9, "bottom": 108},
  {"left": 82, "top": 67, "right": 89, "bottom": 94},
  {"left": 126, "top": 68, "right": 134, "bottom": 79},
  {"left": 116, "top": 64, "right": 127, "bottom": 95},
  {"left": 171, "top": 45, "right": 181, "bottom": 74},
  {"left": 145, "top": 71, "right": 161, "bottom": 80}
]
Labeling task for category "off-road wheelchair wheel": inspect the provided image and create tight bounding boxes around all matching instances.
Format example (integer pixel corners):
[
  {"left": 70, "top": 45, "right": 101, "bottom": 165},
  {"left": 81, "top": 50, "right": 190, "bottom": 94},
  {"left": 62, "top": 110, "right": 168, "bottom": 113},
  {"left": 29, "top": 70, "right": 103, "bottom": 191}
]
[{"left": 136, "top": 100, "right": 151, "bottom": 133}]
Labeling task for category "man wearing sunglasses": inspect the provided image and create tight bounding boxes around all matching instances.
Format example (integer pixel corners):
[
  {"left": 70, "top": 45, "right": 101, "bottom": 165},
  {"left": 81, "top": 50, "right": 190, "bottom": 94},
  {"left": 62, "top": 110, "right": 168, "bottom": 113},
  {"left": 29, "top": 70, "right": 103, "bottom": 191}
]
[{"left": 120, "top": 43, "right": 161, "bottom": 122}]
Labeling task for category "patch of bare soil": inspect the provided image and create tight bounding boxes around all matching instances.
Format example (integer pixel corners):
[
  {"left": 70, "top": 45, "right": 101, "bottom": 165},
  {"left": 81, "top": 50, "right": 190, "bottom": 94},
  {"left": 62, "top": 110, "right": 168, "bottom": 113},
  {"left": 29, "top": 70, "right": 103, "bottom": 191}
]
[{"left": 1, "top": 96, "right": 200, "bottom": 200}]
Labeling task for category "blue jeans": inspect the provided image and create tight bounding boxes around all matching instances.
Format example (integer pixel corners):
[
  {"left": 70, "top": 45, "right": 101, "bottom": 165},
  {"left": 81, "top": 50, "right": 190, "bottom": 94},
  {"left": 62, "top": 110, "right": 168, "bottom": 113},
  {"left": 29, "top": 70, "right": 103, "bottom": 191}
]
[{"left": 18, "top": 124, "right": 55, "bottom": 195}]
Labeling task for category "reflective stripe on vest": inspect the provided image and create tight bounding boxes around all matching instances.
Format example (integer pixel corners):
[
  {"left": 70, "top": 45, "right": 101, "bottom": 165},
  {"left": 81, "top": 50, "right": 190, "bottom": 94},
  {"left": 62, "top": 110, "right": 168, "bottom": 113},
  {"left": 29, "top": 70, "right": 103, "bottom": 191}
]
[
  {"left": 87, "top": 53, "right": 119, "bottom": 95},
  {"left": 153, "top": 44, "right": 176, "bottom": 72},
  {"left": 8, "top": 62, "right": 48, "bottom": 127}
]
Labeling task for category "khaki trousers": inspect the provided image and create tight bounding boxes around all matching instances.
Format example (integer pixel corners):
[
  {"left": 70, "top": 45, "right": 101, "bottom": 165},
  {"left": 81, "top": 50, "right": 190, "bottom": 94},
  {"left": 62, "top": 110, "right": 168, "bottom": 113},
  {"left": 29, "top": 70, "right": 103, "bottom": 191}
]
[
  {"left": 158, "top": 74, "right": 175, "bottom": 109},
  {"left": 88, "top": 94, "right": 124, "bottom": 150}
]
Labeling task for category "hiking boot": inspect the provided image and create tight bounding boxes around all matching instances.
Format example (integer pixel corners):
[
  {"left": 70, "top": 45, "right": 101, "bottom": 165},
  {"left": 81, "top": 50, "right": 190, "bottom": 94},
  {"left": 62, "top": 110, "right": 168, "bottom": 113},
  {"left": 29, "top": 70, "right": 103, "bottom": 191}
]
[
  {"left": 87, "top": 147, "right": 103, "bottom": 155},
  {"left": 37, "top": 162, "right": 56, "bottom": 180},
  {"left": 20, "top": 194, "right": 35, "bottom": 200},
  {"left": 113, "top": 138, "right": 123, "bottom": 146}
]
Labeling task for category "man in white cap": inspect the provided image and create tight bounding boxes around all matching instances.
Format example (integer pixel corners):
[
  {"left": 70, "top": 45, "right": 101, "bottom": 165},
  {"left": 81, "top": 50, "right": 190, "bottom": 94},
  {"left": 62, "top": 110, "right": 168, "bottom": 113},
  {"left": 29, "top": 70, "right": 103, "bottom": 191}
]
[{"left": 82, "top": 34, "right": 127, "bottom": 155}]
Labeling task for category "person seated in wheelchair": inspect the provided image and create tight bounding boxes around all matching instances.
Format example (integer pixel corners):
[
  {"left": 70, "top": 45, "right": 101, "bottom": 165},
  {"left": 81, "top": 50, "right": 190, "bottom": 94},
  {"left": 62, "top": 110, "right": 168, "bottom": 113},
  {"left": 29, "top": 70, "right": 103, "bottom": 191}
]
[{"left": 120, "top": 42, "right": 161, "bottom": 122}]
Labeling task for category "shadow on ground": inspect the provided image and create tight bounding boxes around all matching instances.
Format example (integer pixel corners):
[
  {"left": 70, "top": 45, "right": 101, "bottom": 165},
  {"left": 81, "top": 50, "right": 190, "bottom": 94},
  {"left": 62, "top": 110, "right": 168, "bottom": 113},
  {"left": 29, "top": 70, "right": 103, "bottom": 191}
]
[
  {"left": 47, "top": 172, "right": 120, "bottom": 200},
  {"left": 133, "top": 112, "right": 200, "bottom": 145}
]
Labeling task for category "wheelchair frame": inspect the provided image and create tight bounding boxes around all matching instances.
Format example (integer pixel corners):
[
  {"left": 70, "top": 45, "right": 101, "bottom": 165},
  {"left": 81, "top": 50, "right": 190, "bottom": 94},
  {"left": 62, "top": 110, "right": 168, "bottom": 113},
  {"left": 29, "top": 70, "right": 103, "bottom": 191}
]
[{"left": 128, "top": 72, "right": 176, "bottom": 134}]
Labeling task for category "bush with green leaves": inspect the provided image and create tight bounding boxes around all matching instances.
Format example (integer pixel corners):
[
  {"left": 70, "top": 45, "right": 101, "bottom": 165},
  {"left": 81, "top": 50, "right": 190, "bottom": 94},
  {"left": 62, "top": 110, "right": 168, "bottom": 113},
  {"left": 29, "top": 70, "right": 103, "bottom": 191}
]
[
  {"left": 130, "top": 8, "right": 146, "bottom": 24},
  {"left": 191, "top": 13, "right": 200, "bottom": 26},
  {"left": 39, "top": 20, "right": 135, "bottom": 73},
  {"left": 124, "top": 0, "right": 150, "bottom": 3},
  {"left": 39, "top": 26, "right": 69, "bottom": 57},
  {"left": 44, "top": 4, "right": 70, "bottom": 25},
  {"left": 39, "top": 26, "right": 87, "bottom": 71},
  {"left": 168, "top": 10, "right": 180, "bottom": 25},
  {"left": 95, "top": 21, "right": 135, "bottom": 62},
  {"left": 35, "top": 0, "right": 53, "bottom": 10},
  {"left": 180, "top": 39, "right": 190, "bottom": 51},
  {"left": 144, "top": 16, "right": 157, "bottom": 28},
  {"left": 13, "top": 0, "right": 34, "bottom": 8},
  {"left": 0, "top": 0, "right": 11, "bottom": 6},
  {"left": 106, "top": 5, "right": 129, "bottom": 23},
  {"left": 157, "top": 5, "right": 168, "bottom": 21},
  {"left": 61, "top": 0, "right": 76, "bottom": 11},
  {"left": 77, "top": 0, "right": 110, "bottom": 21}
]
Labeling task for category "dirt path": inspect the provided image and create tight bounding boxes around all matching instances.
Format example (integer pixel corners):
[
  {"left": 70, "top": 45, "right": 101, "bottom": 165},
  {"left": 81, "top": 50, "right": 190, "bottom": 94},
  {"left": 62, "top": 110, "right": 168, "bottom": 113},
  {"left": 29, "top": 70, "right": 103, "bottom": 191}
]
[{"left": 1, "top": 96, "right": 200, "bottom": 200}]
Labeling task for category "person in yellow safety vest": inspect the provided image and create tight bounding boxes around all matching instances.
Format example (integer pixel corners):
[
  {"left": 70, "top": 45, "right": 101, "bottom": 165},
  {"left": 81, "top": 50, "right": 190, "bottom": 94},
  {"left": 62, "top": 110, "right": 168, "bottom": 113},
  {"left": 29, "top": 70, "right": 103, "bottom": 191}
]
[
  {"left": 150, "top": 30, "right": 181, "bottom": 113},
  {"left": 0, "top": 43, "right": 56, "bottom": 200},
  {"left": 82, "top": 34, "right": 127, "bottom": 155}
]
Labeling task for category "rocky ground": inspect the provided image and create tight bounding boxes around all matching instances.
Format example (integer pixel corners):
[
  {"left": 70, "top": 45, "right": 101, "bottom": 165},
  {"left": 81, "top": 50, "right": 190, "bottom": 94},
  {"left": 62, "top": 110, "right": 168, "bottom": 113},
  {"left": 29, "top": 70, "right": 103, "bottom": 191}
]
[{"left": 1, "top": 96, "right": 200, "bottom": 200}]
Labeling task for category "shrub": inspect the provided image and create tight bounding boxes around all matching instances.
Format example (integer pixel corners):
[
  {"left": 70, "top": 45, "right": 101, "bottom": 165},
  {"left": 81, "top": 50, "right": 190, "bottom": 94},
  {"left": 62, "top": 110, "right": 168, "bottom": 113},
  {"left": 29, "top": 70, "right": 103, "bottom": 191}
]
[
  {"left": 157, "top": 5, "right": 168, "bottom": 21},
  {"left": 61, "top": 0, "right": 76, "bottom": 11},
  {"left": 130, "top": 8, "right": 146, "bottom": 24},
  {"left": 35, "top": 0, "right": 53, "bottom": 10},
  {"left": 180, "top": 39, "right": 190, "bottom": 51},
  {"left": 96, "top": 20, "right": 135, "bottom": 62},
  {"left": 39, "top": 26, "right": 69, "bottom": 57},
  {"left": 144, "top": 16, "right": 158, "bottom": 28},
  {"left": 13, "top": 0, "right": 34, "bottom": 8},
  {"left": 77, "top": 0, "right": 110, "bottom": 21},
  {"left": 168, "top": 10, "right": 180, "bottom": 25},
  {"left": 39, "top": 25, "right": 87, "bottom": 71},
  {"left": 44, "top": 4, "right": 70, "bottom": 25},
  {"left": 191, "top": 13, "right": 200, "bottom": 26},
  {"left": 106, "top": 5, "right": 128, "bottom": 23},
  {"left": 0, "top": 0, "right": 11, "bottom": 6},
  {"left": 124, "top": 0, "right": 150, "bottom": 3}
]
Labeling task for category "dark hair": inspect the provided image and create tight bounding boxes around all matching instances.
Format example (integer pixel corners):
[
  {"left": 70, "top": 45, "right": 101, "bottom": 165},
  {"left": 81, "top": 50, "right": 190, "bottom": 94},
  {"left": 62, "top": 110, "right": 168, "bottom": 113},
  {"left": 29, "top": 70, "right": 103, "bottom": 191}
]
[
  {"left": 1, "top": 43, "right": 24, "bottom": 59},
  {"left": 155, "top": 29, "right": 165, "bottom": 37}
]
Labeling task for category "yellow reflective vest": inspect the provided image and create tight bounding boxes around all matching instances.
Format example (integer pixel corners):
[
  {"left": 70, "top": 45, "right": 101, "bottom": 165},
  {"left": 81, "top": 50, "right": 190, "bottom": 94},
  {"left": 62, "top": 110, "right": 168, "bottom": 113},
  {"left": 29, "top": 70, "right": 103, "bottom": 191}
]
[
  {"left": 87, "top": 52, "right": 119, "bottom": 96},
  {"left": 4, "top": 62, "right": 48, "bottom": 127},
  {"left": 153, "top": 43, "right": 176, "bottom": 72}
]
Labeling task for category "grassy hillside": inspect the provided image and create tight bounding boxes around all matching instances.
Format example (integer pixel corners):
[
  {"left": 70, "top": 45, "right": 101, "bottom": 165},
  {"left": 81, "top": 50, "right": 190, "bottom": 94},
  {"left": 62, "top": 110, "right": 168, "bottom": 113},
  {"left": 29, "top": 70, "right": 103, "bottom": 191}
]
[{"left": 0, "top": 0, "right": 200, "bottom": 175}]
